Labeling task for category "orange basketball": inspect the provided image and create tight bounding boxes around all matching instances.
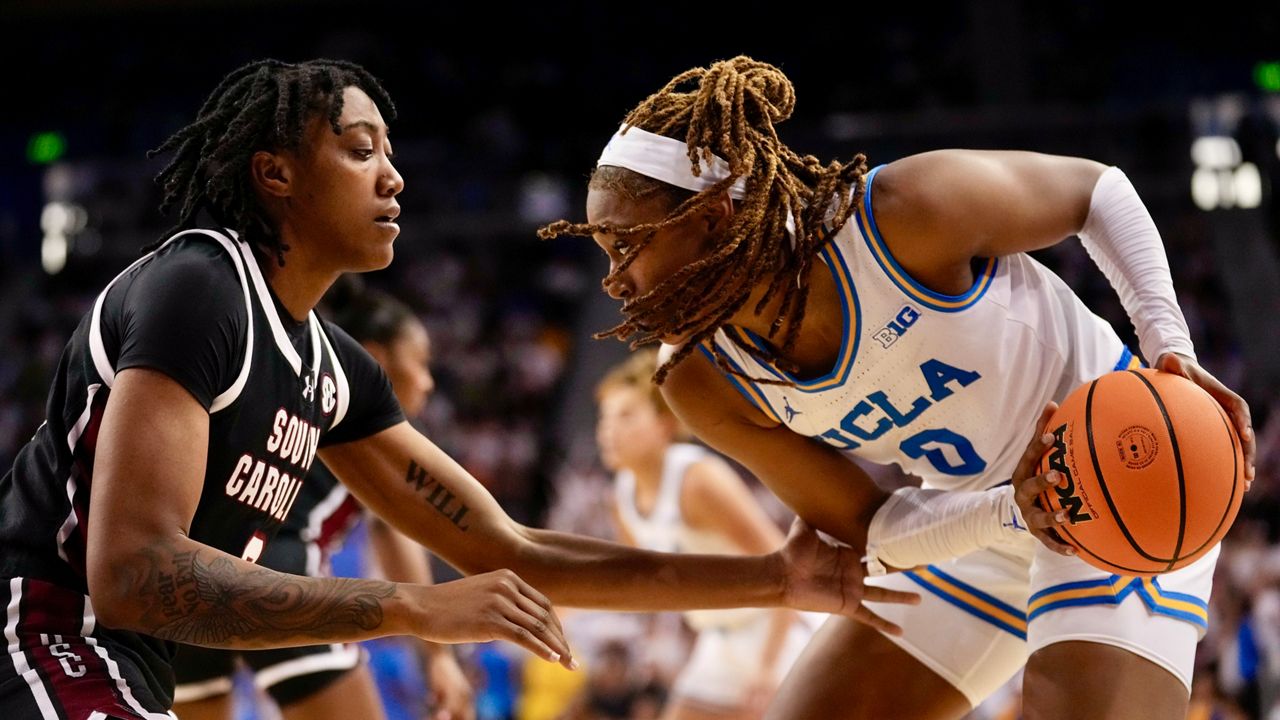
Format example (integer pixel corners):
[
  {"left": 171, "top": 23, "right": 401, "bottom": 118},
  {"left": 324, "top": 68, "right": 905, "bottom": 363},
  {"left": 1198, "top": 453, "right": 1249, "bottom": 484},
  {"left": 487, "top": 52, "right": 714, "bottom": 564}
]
[{"left": 1036, "top": 368, "right": 1244, "bottom": 577}]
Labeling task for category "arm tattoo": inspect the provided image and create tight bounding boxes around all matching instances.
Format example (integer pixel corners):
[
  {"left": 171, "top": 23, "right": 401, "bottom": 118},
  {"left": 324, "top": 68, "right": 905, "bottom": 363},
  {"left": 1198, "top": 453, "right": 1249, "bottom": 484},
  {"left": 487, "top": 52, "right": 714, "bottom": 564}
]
[
  {"left": 405, "top": 460, "right": 471, "bottom": 531},
  {"left": 138, "top": 545, "right": 395, "bottom": 647}
]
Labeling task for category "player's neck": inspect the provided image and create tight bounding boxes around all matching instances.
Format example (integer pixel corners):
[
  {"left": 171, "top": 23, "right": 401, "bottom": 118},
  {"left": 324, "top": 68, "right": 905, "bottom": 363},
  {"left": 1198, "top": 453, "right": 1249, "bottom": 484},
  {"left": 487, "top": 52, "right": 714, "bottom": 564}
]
[
  {"left": 729, "top": 259, "right": 844, "bottom": 380},
  {"left": 259, "top": 245, "right": 340, "bottom": 323}
]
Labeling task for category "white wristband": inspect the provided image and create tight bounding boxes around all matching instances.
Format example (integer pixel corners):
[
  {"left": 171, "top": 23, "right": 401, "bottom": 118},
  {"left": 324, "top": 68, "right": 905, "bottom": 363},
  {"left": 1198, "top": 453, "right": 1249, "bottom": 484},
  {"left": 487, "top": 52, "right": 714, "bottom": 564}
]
[
  {"left": 1077, "top": 167, "right": 1196, "bottom": 364},
  {"left": 863, "top": 486, "right": 1027, "bottom": 576}
]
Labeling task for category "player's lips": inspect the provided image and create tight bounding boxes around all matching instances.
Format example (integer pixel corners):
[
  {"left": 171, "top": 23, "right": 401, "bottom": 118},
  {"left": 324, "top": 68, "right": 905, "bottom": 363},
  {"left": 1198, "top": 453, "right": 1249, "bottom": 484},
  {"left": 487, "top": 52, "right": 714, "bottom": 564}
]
[{"left": 375, "top": 205, "right": 400, "bottom": 232}]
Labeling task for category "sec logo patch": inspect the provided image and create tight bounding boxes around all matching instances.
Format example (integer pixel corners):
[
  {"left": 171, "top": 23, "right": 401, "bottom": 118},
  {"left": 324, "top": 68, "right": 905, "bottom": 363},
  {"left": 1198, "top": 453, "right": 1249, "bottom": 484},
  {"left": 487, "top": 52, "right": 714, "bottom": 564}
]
[{"left": 321, "top": 373, "right": 337, "bottom": 415}]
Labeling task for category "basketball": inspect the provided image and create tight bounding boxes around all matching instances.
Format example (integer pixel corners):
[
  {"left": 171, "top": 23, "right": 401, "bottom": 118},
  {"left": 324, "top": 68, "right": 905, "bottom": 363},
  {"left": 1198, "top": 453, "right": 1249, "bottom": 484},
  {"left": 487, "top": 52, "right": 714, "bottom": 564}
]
[{"left": 1037, "top": 368, "right": 1245, "bottom": 577}]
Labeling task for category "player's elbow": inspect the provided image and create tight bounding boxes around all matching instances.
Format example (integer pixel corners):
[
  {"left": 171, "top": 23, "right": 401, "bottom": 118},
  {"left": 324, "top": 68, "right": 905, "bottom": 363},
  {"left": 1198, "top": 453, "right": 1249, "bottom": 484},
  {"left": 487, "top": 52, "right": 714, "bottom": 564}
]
[
  {"left": 85, "top": 541, "right": 166, "bottom": 631},
  {"left": 86, "top": 555, "right": 139, "bottom": 629}
]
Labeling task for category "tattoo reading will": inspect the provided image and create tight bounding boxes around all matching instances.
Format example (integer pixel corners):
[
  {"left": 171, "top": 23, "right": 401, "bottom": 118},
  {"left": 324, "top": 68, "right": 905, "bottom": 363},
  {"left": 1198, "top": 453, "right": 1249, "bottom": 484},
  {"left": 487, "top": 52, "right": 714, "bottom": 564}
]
[{"left": 405, "top": 460, "right": 470, "bottom": 530}]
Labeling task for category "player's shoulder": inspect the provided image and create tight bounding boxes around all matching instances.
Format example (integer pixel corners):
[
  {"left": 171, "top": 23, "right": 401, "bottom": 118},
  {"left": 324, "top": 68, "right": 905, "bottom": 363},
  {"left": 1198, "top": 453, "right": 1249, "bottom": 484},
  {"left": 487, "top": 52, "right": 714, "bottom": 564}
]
[
  {"left": 102, "top": 231, "right": 249, "bottom": 336},
  {"left": 131, "top": 230, "right": 245, "bottom": 300},
  {"left": 863, "top": 150, "right": 1004, "bottom": 272},
  {"left": 870, "top": 150, "right": 971, "bottom": 219}
]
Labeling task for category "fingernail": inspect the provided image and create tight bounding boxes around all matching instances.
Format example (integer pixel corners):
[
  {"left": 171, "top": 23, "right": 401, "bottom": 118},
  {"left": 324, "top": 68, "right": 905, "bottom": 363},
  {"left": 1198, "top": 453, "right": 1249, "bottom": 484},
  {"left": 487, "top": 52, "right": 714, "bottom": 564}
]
[
  {"left": 549, "top": 652, "right": 560, "bottom": 663},
  {"left": 1066, "top": 547, "right": 1076, "bottom": 555},
  {"left": 1041, "top": 433, "right": 1054, "bottom": 445},
  {"left": 569, "top": 658, "right": 580, "bottom": 670},
  {"left": 1055, "top": 511, "right": 1068, "bottom": 523}
]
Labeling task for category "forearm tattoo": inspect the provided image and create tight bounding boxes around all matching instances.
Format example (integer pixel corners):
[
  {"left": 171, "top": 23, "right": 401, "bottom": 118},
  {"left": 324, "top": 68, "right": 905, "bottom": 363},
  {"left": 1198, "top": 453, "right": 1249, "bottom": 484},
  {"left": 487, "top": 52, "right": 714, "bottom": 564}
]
[
  {"left": 405, "top": 460, "right": 471, "bottom": 531},
  {"left": 134, "top": 545, "right": 395, "bottom": 647}
]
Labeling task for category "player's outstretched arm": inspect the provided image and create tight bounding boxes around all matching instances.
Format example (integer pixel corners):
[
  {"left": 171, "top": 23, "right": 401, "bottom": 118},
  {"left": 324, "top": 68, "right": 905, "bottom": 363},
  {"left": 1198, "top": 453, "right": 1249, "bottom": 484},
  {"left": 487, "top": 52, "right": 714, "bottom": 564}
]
[
  {"left": 318, "top": 422, "right": 918, "bottom": 632},
  {"left": 86, "top": 368, "right": 572, "bottom": 667}
]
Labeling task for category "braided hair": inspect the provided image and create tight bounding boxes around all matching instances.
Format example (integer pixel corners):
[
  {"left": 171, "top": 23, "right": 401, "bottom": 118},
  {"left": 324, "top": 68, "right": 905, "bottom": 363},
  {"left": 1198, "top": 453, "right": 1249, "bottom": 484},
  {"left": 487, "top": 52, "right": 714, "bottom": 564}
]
[
  {"left": 540, "top": 56, "right": 868, "bottom": 385},
  {"left": 147, "top": 58, "right": 396, "bottom": 265}
]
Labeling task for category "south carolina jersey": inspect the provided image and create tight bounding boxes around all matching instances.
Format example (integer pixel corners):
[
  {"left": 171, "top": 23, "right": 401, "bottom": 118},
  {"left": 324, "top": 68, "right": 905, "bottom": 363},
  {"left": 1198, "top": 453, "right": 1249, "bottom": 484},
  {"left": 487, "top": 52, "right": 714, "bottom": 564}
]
[
  {"left": 702, "top": 164, "right": 1136, "bottom": 493},
  {"left": 0, "top": 228, "right": 403, "bottom": 705},
  {"left": 614, "top": 443, "right": 765, "bottom": 630}
]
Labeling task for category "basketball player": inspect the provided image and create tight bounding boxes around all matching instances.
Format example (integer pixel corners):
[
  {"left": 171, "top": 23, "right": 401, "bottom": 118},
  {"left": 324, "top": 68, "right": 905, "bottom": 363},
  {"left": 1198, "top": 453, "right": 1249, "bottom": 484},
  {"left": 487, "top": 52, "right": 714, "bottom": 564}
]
[
  {"left": 0, "top": 59, "right": 917, "bottom": 720},
  {"left": 171, "top": 288, "right": 473, "bottom": 720},
  {"left": 540, "top": 56, "right": 1257, "bottom": 719},
  {"left": 597, "top": 350, "right": 816, "bottom": 720}
]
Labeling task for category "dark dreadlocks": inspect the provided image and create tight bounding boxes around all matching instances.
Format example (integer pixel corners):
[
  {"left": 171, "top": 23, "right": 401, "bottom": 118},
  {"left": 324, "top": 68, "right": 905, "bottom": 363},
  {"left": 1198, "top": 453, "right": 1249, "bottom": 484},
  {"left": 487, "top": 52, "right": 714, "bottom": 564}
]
[
  {"left": 538, "top": 56, "right": 868, "bottom": 385},
  {"left": 146, "top": 59, "right": 396, "bottom": 265}
]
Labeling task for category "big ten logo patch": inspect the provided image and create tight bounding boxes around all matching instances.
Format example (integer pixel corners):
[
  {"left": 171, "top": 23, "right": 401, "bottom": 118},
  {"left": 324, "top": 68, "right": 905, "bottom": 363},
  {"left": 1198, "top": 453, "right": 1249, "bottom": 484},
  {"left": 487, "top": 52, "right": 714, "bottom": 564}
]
[{"left": 874, "top": 305, "right": 921, "bottom": 349}]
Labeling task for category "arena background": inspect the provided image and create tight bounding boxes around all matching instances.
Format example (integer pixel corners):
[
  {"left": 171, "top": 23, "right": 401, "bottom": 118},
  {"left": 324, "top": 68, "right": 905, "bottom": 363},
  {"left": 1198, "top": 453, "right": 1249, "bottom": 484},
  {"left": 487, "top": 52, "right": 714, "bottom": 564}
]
[{"left": 1, "top": 2, "right": 1278, "bottom": 718}]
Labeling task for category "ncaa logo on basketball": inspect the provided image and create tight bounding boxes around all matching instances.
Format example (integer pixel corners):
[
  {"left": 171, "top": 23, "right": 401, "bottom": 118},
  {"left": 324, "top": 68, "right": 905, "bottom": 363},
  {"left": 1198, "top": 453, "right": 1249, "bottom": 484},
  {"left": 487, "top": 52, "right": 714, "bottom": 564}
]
[
  {"left": 873, "top": 305, "right": 921, "bottom": 349},
  {"left": 1115, "top": 425, "right": 1159, "bottom": 469},
  {"left": 321, "top": 373, "right": 337, "bottom": 415},
  {"left": 1046, "top": 423, "right": 1095, "bottom": 524}
]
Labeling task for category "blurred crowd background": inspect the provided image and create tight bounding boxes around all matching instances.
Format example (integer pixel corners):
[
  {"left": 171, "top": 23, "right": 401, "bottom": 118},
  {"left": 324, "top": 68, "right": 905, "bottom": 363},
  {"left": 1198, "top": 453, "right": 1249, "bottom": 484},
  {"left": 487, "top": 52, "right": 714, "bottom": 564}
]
[{"left": 2, "top": 2, "right": 1278, "bottom": 718}]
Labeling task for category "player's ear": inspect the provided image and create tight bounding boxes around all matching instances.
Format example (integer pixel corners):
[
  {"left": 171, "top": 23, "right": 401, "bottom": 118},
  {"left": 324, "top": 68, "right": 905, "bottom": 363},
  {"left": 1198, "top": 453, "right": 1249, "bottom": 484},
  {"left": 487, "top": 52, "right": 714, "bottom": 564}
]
[
  {"left": 250, "top": 150, "right": 294, "bottom": 199},
  {"left": 700, "top": 192, "right": 735, "bottom": 235}
]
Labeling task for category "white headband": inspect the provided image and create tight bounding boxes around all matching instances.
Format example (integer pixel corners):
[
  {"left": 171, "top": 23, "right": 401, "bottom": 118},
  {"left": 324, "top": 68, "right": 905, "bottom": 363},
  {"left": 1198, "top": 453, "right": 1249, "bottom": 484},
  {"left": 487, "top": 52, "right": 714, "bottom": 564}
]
[{"left": 596, "top": 124, "right": 748, "bottom": 199}]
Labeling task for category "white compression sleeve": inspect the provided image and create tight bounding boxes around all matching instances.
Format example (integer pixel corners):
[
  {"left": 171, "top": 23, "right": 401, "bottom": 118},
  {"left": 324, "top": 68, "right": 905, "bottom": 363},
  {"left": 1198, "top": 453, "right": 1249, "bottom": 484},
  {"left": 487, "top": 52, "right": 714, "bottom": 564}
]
[
  {"left": 863, "top": 486, "right": 1028, "bottom": 576},
  {"left": 1077, "top": 166, "right": 1196, "bottom": 363}
]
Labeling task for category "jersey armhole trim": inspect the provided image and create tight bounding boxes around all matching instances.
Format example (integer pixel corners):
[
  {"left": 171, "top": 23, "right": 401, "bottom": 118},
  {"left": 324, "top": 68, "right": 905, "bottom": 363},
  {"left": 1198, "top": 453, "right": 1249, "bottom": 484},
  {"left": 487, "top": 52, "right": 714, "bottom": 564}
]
[
  {"left": 204, "top": 230, "right": 254, "bottom": 413},
  {"left": 88, "top": 228, "right": 254, "bottom": 414},
  {"left": 695, "top": 340, "right": 783, "bottom": 425},
  {"left": 856, "top": 164, "right": 999, "bottom": 313}
]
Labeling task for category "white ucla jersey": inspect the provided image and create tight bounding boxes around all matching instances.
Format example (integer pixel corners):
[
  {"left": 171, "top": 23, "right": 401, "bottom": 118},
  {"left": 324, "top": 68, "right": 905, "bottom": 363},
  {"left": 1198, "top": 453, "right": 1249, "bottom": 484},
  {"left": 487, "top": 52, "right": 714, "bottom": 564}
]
[
  {"left": 700, "top": 164, "right": 1139, "bottom": 493},
  {"left": 615, "top": 443, "right": 765, "bottom": 629}
]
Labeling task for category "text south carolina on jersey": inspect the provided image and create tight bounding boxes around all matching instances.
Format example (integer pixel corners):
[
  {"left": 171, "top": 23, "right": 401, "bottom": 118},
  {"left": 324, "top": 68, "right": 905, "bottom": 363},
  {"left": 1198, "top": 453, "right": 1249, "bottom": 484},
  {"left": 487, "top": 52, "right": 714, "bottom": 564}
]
[{"left": 223, "top": 408, "right": 323, "bottom": 521}]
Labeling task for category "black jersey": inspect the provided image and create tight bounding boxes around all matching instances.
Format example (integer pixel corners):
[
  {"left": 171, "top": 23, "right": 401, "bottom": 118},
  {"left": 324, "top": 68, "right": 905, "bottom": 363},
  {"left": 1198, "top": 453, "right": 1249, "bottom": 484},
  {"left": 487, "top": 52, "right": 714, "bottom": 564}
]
[{"left": 0, "top": 228, "right": 403, "bottom": 700}]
